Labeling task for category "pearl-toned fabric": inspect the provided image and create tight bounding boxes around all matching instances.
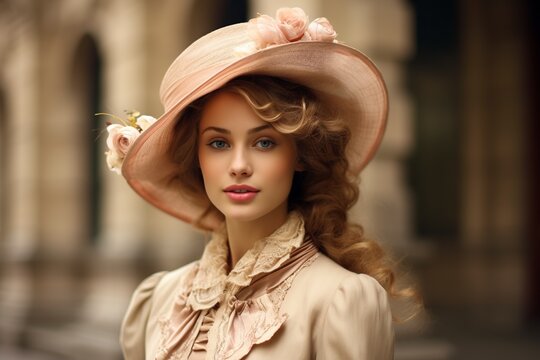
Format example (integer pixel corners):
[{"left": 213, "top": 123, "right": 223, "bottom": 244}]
[{"left": 120, "top": 214, "right": 394, "bottom": 359}]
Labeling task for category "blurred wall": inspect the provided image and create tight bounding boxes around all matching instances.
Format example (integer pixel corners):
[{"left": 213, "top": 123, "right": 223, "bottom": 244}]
[{"left": 406, "top": 0, "right": 539, "bottom": 358}]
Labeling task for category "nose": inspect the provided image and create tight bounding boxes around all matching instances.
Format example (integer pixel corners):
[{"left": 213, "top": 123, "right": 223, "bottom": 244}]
[{"left": 229, "top": 147, "right": 252, "bottom": 177}]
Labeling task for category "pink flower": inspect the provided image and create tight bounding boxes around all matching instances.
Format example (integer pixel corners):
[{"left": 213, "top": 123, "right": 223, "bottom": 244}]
[
  {"left": 106, "top": 124, "right": 140, "bottom": 156},
  {"left": 105, "top": 124, "right": 140, "bottom": 173},
  {"left": 243, "top": 8, "right": 337, "bottom": 53},
  {"left": 275, "top": 7, "right": 309, "bottom": 41},
  {"left": 306, "top": 17, "right": 337, "bottom": 42},
  {"left": 247, "top": 14, "right": 287, "bottom": 49}
]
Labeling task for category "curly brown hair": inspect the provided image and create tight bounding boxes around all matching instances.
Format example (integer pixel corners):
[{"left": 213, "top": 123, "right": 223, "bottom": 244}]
[{"left": 170, "top": 75, "right": 420, "bottom": 321}]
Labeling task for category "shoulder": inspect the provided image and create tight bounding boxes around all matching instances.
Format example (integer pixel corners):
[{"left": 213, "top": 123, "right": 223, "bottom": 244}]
[
  {"left": 306, "top": 254, "right": 394, "bottom": 359},
  {"left": 119, "top": 261, "right": 199, "bottom": 359},
  {"left": 299, "top": 253, "right": 387, "bottom": 300},
  {"left": 324, "top": 269, "right": 391, "bottom": 327},
  {"left": 125, "top": 261, "right": 198, "bottom": 315},
  {"left": 287, "top": 252, "right": 391, "bottom": 323},
  {"left": 152, "top": 261, "right": 199, "bottom": 301},
  {"left": 121, "top": 271, "right": 168, "bottom": 330}
]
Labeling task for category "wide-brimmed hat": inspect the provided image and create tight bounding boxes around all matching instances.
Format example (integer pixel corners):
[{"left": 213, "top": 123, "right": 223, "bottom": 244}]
[{"left": 117, "top": 8, "right": 388, "bottom": 231}]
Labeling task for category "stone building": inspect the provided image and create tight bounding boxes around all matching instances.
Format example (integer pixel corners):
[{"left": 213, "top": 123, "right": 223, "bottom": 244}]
[{"left": 0, "top": 0, "right": 538, "bottom": 359}]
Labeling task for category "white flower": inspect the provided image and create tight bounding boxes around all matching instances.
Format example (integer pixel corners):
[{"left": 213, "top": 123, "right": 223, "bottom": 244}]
[
  {"left": 105, "top": 150, "right": 123, "bottom": 175},
  {"left": 136, "top": 115, "right": 157, "bottom": 131}
]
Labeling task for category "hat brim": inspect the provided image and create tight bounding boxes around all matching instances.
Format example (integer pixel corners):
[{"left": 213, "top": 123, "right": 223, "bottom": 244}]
[{"left": 122, "top": 25, "right": 388, "bottom": 231}]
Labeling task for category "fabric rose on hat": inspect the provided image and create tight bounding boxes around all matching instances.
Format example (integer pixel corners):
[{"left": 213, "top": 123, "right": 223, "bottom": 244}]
[
  {"left": 241, "top": 7, "right": 337, "bottom": 54},
  {"left": 247, "top": 14, "right": 287, "bottom": 49},
  {"left": 105, "top": 124, "right": 140, "bottom": 174},
  {"left": 136, "top": 115, "right": 157, "bottom": 131},
  {"left": 99, "top": 112, "right": 156, "bottom": 175},
  {"left": 275, "top": 7, "right": 309, "bottom": 41},
  {"left": 105, "top": 149, "right": 123, "bottom": 175},
  {"left": 306, "top": 17, "right": 337, "bottom": 42}
]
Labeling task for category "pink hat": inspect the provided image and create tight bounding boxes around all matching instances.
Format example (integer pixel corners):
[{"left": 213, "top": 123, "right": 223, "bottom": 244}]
[{"left": 112, "top": 8, "right": 388, "bottom": 230}]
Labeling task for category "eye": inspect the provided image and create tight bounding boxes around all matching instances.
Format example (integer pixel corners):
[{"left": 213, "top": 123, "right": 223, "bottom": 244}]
[
  {"left": 208, "top": 140, "right": 230, "bottom": 149},
  {"left": 255, "top": 139, "right": 275, "bottom": 150}
]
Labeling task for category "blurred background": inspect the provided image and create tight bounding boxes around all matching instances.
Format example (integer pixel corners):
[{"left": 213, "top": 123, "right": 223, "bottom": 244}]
[{"left": 0, "top": 0, "right": 538, "bottom": 359}]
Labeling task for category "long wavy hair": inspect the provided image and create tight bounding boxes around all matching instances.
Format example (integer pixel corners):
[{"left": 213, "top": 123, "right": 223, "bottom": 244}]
[{"left": 170, "top": 75, "right": 420, "bottom": 320}]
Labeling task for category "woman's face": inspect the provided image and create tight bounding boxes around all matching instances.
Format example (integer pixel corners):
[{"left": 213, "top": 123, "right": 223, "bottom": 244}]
[{"left": 198, "top": 91, "right": 298, "bottom": 225}]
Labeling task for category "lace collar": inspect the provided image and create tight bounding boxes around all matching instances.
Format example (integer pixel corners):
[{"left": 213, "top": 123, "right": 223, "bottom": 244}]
[{"left": 187, "top": 212, "right": 305, "bottom": 311}]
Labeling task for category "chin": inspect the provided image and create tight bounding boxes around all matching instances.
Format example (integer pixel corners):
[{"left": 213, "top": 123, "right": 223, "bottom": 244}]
[
  {"left": 222, "top": 208, "right": 266, "bottom": 223},
  {"left": 219, "top": 204, "right": 277, "bottom": 224}
]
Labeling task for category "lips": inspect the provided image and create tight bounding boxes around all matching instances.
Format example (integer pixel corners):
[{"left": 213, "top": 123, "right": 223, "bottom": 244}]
[{"left": 224, "top": 184, "right": 260, "bottom": 202}]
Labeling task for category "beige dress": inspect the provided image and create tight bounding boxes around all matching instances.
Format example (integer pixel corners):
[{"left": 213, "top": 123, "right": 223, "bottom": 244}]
[{"left": 120, "top": 213, "right": 394, "bottom": 359}]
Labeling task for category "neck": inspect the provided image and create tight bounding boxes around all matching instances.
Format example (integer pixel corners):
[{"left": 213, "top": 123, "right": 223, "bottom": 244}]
[{"left": 225, "top": 207, "right": 289, "bottom": 269}]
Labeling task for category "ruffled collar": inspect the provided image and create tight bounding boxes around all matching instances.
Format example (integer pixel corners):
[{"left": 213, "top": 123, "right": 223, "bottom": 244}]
[{"left": 187, "top": 211, "right": 305, "bottom": 311}]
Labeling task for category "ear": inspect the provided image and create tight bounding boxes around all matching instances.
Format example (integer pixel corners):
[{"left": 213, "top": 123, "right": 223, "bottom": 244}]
[{"left": 294, "top": 159, "right": 305, "bottom": 172}]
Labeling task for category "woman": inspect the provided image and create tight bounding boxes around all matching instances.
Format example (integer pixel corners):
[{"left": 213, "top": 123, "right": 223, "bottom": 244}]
[{"left": 105, "top": 7, "right": 418, "bottom": 359}]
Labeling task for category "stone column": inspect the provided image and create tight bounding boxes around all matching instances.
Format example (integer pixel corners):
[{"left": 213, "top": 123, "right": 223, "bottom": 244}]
[
  {"left": 0, "top": 0, "right": 39, "bottom": 346},
  {"left": 0, "top": 1, "right": 39, "bottom": 262},
  {"left": 460, "top": 0, "right": 528, "bottom": 329}
]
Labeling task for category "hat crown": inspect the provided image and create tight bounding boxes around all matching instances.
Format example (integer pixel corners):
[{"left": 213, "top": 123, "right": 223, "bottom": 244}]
[{"left": 159, "top": 24, "right": 249, "bottom": 111}]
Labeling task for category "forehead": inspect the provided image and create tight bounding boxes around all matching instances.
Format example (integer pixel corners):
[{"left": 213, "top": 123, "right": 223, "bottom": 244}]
[{"left": 199, "top": 91, "right": 268, "bottom": 131}]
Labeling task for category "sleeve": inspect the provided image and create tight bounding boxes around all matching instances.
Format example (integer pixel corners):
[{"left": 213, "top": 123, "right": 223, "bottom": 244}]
[
  {"left": 120, "top": 271, "right": 168, "bottom": 360},
  {"left": 316, "top": 273, "right": 394, "bottom": 360}
]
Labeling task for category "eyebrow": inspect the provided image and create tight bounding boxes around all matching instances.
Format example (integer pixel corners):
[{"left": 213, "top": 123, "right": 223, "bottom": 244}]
[{"left": 200, "top": 124, "right": 272, "bottom": 135}]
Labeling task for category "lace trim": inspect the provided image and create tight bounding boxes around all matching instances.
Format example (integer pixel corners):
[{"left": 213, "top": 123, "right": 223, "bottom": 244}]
[
  {"left": 155, "top": 213, "right": 317, "bottom": 360},
  {"left": 187, "top": 212, "right": 305, "bottom": 311},
  {"left": 215, "top": 252, "right": 319, "bottom": 359}
]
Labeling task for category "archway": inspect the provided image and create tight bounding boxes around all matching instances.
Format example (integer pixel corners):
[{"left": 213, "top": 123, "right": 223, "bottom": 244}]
[{"left": 71, "top": 34, "right": 102, "bottom": 245}]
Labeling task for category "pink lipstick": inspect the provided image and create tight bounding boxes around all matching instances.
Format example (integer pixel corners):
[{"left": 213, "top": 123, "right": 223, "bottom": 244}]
[{"left": 223, "top": 184, "right": 260, "bottom": 202}]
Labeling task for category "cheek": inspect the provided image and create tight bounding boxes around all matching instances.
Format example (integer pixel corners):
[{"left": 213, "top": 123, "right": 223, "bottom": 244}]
[
  {"left": 197, "top": 148, "right": 219, "bottom": 185},
  {"left": 263, "top": 153, "right": 297, "bottom": 182}
]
